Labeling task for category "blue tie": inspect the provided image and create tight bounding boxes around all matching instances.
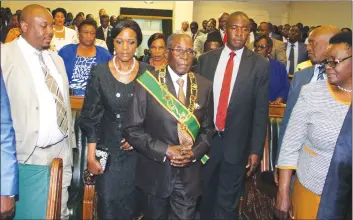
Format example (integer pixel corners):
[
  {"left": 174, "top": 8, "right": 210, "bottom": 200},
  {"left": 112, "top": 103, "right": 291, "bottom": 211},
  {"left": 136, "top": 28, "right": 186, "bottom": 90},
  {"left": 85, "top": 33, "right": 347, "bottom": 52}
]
[{"left": 317, "top": 64, "right": 325, "bottom": 81}]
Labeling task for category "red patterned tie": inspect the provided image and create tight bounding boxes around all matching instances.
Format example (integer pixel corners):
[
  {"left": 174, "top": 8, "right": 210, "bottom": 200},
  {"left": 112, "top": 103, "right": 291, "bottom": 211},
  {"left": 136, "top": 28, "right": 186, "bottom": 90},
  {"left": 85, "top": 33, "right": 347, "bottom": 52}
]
[
  {"left": 216, "top": 51, "right": 235, "bottom": 131},
  {"left": 223, "top": 33, "right": 227, "bottom": 45}
]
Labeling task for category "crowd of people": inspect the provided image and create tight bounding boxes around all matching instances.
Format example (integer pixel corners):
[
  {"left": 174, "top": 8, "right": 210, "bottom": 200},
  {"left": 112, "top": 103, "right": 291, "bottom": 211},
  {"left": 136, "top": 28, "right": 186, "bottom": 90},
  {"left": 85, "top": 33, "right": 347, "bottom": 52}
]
[{"left": 0, "top": 3, "right": 352, "bottom": 220}]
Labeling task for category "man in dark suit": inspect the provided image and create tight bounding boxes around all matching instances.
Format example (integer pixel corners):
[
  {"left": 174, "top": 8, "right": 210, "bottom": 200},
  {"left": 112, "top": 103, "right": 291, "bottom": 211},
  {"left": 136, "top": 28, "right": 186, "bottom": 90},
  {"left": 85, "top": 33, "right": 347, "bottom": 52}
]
[
  {"left": 317, "top": 105, "right": 352, "bottom": 220},
  {"left": 123, "top": 34, "right": 214, "bottom": 220},
  {"left": 195, "top": 11, "right": 270, "bottom": 219},
  {"left": 206, "top": 12, "right": 229, "bottom": 47},
  {"left": 274, "top": 25, "right": 340, "bottom": 184},
  {"left": 286, "top": 25, "right": 309, "bottom": 75},
  {"left": 96, "top": 14, "right": 113, "bottom": 54}
]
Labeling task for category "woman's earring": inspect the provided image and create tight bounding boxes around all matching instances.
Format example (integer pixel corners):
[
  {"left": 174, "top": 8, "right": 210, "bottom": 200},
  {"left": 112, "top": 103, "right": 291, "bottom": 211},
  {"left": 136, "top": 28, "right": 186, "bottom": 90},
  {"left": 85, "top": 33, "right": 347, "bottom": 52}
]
[{"left": 114, "top": 48, "right": 116, "bottom": 55}]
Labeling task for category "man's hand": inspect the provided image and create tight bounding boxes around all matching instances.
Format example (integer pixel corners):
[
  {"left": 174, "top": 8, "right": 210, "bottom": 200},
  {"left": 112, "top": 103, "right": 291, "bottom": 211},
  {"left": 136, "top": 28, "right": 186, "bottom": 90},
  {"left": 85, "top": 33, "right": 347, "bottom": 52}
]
[
  {"left": 166, "top": 146, "right": 194, "bottom": 167},
  {"left": 120, "top": 138, "right": 134, "bottom": 151},
  {"left": 0, "top": 196, "right": 15, "bottom": 218},
  {"left": 166, "top": 145, "right": 182, "bottom": 161},
  {"left": 245, "top": 154, "right": 260, "bottom": 177}
]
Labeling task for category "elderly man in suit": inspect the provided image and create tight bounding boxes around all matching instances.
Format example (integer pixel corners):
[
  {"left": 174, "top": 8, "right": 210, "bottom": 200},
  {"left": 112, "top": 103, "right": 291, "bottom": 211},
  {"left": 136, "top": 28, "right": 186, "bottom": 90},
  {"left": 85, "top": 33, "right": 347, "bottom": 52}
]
[
  {"left": 256, "top": 22, "right": 287, "bottom": 65},
  {"left": 286, "top": 25, "right": 309, "bottom": 75},
  {"left": 317, "top": 105, "right": 352, "bottom": 220},
  {"left": 0, "top": 71, "right": 18, "bottom": 219},
  {"left": 123, "top": 34, "right": 214, "bottom": 220},
  {"left": 274, "top": 25, "right": 340, "bottom": 184},
  {"left": 96, "top": 14, "right": 113, "bottom": 54},
  {"left": 0, "top": 4, "right": 75, "bottom": 219},
  {"left": 195, "top": 11, "right": 270, "bottom": 219}
]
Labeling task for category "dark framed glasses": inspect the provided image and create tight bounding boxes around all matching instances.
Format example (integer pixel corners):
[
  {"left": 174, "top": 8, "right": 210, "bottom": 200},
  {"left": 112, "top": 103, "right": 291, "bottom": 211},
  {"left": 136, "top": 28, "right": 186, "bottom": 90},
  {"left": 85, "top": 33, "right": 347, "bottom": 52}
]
[
  {"left": 324, "top": 55, "right": 352, "bottom": 68},
  {"left": 254, "top": 44, "right": 268, "bottom": 51},
  {"left": 168, "top": 48, "right": 197, "bottom": 57}
]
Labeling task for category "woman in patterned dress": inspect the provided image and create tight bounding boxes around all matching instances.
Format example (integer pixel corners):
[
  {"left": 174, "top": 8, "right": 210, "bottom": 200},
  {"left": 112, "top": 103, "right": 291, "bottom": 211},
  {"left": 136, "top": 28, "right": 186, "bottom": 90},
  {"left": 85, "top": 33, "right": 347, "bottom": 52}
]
[
  {"left": 59, "top": 19, "right": 112, "bottom": 96},
  {"left": 275, "top": 32, "right": 352, "bottom": 220}
]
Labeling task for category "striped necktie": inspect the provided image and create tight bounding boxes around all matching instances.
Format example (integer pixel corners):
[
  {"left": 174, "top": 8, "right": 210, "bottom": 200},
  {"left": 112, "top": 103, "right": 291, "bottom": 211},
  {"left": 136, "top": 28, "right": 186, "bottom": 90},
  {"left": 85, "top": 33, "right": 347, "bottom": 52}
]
[
  {"left": 38, "top": 52, "right": 68, "bottom": 134},
  {"left": 177, "top": 78, "right": 193, "bottom": 149},
  {"left": 317, "top": 63, "right": 325, "bottom": 80}
]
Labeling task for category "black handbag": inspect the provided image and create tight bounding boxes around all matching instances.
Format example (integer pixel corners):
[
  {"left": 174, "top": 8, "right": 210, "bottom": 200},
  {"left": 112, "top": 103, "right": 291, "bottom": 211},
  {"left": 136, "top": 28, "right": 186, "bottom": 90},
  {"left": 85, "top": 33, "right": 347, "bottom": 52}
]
[{"left": 83, "top": 147, "right": 110, "bottom": 185}]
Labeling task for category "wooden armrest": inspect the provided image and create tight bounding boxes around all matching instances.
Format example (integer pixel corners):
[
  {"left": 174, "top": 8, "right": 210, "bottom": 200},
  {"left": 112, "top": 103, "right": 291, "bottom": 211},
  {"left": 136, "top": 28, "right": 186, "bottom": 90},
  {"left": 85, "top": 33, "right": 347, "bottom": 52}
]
[
  {"left": 46, "top": 158, "right": 63, "bottom": 219},
  {"left": 83, "top": 184, "right": 97, "bottom": 220},
  {"left": 70, "top": 96, "right": 84, "bottom": 110}
]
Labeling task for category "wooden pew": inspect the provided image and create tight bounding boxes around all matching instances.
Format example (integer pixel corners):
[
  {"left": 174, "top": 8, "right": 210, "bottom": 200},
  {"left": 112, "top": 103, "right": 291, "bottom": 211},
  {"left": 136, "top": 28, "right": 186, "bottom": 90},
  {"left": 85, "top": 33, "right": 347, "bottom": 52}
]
[{"left": 47, "top": 158, "right": 64, "bottom": 219}]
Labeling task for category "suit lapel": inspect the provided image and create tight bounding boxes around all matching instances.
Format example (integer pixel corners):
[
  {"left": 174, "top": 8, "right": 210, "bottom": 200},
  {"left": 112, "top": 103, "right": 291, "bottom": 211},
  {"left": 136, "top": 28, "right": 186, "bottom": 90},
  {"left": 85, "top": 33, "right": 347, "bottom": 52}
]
[
  {"left": 11, "top": 40, "right": 38, "bottom": 98},
  {"left": 228, "top": 47, "right": 253, "bottom": 106},
  {"left": 207, "top": 49, "right": 222, "bottom": 82}
]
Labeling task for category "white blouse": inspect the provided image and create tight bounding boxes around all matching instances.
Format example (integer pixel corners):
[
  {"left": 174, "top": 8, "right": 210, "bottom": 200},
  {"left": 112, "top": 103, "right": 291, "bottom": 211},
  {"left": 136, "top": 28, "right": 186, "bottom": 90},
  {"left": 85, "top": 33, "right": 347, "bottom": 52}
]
[{"left": 51, "top": 27, "right": 78, "bottom": 52}]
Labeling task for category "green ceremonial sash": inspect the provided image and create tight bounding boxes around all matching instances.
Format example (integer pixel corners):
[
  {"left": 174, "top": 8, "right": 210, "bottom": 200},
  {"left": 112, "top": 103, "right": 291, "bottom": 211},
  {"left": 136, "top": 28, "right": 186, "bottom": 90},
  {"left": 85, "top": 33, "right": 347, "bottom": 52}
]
[{"left": 137, "top": 70, "right": 209, "bottom": 164}]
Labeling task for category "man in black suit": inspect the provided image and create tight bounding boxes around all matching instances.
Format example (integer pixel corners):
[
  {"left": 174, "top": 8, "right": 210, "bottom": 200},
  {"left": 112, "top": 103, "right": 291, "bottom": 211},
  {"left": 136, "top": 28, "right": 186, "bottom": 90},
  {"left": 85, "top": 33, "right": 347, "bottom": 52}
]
[
  {"left": 195, "top": 11, "right": 270, "bottom": 219},
  {"left": 123, "top": 34, "right": 214, "bottom": 220},
  {"left": 207, "top": 12, "right": 229, "bottom": 47},
  {"left": 96, "top": 14, "right": 113, "bottom": 54},
  {"left": 286, "top": 25, "right": 309, "bottom": 75}
]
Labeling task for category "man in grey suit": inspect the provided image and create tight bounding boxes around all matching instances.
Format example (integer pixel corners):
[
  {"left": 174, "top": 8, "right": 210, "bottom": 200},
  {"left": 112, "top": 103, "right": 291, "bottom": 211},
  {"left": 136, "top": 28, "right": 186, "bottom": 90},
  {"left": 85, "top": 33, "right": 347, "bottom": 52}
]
[
  {"left": 257, "top": 22, "right": 287, "bottom": 65},
  {"left": 1, "top": 5, "right": 75, "bottom": 218},
  {"left": 274, "top": 25, "right": 340, "bottom": 184},
  {"left": 285, "top": 25, "right": 309, "bottom": 75},
  {"left": 195, "top": 11, "right": 270, "bottom": 219}
]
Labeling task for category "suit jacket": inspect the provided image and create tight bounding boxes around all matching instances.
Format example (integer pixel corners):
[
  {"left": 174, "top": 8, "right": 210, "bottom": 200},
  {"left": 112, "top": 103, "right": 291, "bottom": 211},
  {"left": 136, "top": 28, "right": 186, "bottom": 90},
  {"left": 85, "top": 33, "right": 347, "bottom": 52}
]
[
  {"left": 270, "top": 32, "right": 282, "bottom": 41},
  {"left": 317, "top": 105, "right": 352, "bottom": 220},
  {"left": 194, "top": 47, "right": 270, "bottom": 165},
  {"left": 247, "top": 37, "right": 287, "bottom": 65},
  {"left": 0, "top": 71, "right": 18, "bottom": 196},
  {"left": 123, "top": 67, "right": 215, "bottom": 198},
  {"left": 96, "top": 26, "right": 114, "bottom": 55},
  {"left": 276, "top": 66, "right": 315, "bottom": 163},
  {"left": 1, "top": 39, "right": 75, "bottom": 167},
  {"left": 285, "top": 42, "right": 309, "bottom": 69},
  {"left": 192, "top": 31, "right": 204, "bottom": 42}
]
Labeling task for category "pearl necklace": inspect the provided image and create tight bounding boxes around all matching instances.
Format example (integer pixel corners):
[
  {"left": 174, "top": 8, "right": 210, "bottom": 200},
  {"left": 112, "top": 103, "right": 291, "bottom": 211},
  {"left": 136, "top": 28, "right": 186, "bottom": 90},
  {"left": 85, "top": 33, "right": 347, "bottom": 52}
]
[
  {"left": 337, "top": 85, "right": 352, "bottom": 93},
  {"left": 113, "top": 56, "right": 136, "bottom": 76}
]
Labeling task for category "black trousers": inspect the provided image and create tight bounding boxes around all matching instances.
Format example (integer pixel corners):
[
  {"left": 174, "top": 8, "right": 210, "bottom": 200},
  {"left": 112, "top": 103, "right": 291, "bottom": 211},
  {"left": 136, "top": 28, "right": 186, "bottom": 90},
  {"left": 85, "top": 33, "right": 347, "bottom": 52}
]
[
  {"left": 141, "top": 172, "right": 197, "bottom": 220},
  {"left": 200, "top": 136, "right": 245, "bottom": 220}
]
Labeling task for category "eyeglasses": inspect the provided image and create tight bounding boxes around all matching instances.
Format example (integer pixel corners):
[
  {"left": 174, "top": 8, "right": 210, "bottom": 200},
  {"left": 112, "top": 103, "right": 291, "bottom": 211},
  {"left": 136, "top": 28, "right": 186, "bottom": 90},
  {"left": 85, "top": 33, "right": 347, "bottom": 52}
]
[
  {"left": 254, "top": 44, "right": 268, "bottom": 51},
  {"left": 323, "top": 55, "right": 352, "bottom": 68},
  {"left": 168, "top": 48, "right": 196, "bottom": 57}
]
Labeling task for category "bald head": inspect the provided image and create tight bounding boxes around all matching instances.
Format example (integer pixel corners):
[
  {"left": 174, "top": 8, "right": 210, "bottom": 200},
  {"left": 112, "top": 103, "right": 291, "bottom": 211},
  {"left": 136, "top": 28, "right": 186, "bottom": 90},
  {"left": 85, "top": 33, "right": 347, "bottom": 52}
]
[
  {"left": 20, "top": 4, "right": 54, "bottom": 50},
  {"left": 307, "top": 25, "right": 340, "bottom": 64}
]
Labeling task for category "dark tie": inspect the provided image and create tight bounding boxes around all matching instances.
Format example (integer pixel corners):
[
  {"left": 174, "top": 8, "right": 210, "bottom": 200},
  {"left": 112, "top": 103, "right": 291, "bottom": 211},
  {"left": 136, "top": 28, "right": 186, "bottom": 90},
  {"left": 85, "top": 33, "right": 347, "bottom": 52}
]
[
  {"left": 288, "top": 44, "right": 295, "bottom": 75},
  {"left": 38, "top": 52, "right": 68, "bottom": 134},
  {"left": 317, "top": 64, "right": 325, "bottom": 80},
  {"left": 216, "top": 51, "right": 235, "bottom": 131}
]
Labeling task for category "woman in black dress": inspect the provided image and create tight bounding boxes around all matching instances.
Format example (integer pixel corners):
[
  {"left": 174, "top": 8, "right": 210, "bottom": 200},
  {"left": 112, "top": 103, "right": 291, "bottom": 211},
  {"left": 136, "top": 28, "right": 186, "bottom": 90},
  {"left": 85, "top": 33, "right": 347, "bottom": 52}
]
[{"left": 80, "top": 19, "right": 152, "bottom": 219}]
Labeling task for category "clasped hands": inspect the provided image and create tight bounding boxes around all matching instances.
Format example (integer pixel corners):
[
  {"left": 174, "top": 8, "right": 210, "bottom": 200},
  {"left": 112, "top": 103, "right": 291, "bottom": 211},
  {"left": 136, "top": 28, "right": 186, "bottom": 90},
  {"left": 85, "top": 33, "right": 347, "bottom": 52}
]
[{"left": 166, "top": 145, "right": 195, "bottom": 167}]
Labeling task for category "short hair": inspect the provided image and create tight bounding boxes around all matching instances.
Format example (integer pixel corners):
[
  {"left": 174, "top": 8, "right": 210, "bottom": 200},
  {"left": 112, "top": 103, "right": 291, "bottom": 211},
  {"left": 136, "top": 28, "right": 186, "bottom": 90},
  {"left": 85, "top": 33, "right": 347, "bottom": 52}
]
[
  {"left": 111, "top": 19, "right": 143, "bottom": 47},
  {"left": 254, "top": 34, "right": 273, "bottom": 48},
  {"left": 218, "top": 12, "right": 229, "bottom": 21},
  {"left": 78, "top": 19, "right": 98, "bottom": 32},
  {"left": 291, "top": 25, "right": 302, "bottom": 33},
  {"left": 77, "top": 12, "right": 84, "bottom": 17},
  {"left": 341, "top": 28, "right": 352, "bottom": 33},
  {"left": 166, "top": 34, "right": 192, "bottom": 49},
  {"left": 147, "top": 33, "right": 166, "bottom": 48},
  {"left": 190, "top": 21, "right": 198, "bottom": 29},
  {"left": 329, "top": 32, "right": 352, "bottom": 47},
  {"left": 100, "top": 14, "right": 109, "bottom": 21},
  {"left": 52, "top": 8, "right": 67, "bottom": 19},
  {"left": 229, "top": 11, "right": 249, "bottom": 20}
]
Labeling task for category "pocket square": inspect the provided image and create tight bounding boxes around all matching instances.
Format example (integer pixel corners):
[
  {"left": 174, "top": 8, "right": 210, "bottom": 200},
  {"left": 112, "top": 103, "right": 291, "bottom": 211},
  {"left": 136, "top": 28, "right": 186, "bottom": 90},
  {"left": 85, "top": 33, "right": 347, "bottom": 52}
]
[{"left": 195, "top": 103, "right": 201, "bottom": 110}]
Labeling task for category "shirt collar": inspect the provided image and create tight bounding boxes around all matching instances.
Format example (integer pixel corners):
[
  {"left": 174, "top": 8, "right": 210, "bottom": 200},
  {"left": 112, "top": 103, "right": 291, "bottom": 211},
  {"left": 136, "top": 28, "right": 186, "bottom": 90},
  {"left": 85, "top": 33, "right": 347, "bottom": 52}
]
[
  {"left": 223, "top": 44, "right": 244, "bottom": 59},
  {"left": 288, "top": 41, "right": 299, "bottom": 47},
  {"left": 168, "top": 65, "right": 188, "bottom": 84},
  {"left": 18, "top": 36, "right": 41, "bottom": 55}
]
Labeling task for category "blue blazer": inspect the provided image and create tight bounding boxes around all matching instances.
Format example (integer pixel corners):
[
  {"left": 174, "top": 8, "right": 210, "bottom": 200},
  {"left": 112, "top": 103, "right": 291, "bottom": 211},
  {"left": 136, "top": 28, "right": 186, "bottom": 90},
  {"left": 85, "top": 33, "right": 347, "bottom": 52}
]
[
  {"left": 269, "top": 59, "right": 290, "bottom": 102},
  {"left": 58, "top": 44, "right": 112, "bottom": 85},
  {"left": 317, "top": 105, "right": 352, "bottom": 220},
  {"left": 276, "top": 66, "right": 315, "bottom": 163},
  {"left": 0, "top": 70, "right": 18, "bottom": 196}
]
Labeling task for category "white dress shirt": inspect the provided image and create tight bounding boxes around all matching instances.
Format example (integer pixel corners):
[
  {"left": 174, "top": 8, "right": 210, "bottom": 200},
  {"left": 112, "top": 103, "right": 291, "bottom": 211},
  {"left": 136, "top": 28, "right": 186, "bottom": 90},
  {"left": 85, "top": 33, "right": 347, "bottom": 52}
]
[
  {"left": 286, "top": 41, "right": 299, "bottom": 73},
  {"left": 220, "top": 29, "right": 225, "bottom": 41},
  {"left": 283, "top": 36, "right": 288, "bottom": 43},
  {"left": 103, "top": 27, "right": 108, "bottom": 40},
  {"left": 310, "top": 64, "right": 327, "bottom": 82},
  {"left": 52, "top": 27, "right": 77, "bottom": 51},
  {"left": 17, "top": 36, "right": 67, "bottom": 147},
  {"left": 213, "top": 45, "right": 244, "bottom": 130},
  {"left": 168, "top": 66, "right": 188, "bottom": 96}
]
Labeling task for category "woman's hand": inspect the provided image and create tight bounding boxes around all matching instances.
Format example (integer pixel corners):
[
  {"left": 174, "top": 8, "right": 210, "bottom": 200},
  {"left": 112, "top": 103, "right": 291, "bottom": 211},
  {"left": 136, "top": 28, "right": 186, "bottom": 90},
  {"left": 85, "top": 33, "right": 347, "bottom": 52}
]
[
  {"left": 120, "top": 138, "right": 134, "bottom": 151},
  {"left": 87, "top": 157, "right": 103, "bottom": 175},
  {"left": 275, "top": 190, "right": 294, "bottom": 220}
]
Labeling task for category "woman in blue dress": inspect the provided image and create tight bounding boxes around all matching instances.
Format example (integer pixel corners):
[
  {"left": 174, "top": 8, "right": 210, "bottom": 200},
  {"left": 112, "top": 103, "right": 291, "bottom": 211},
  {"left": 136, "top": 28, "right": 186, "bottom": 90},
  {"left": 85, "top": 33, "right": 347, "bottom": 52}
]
[
  {"left": 59, "top": 19, "right": 112, "bottom": 96},
  {"left": 254, "top": 34, "right": 290, "bottom": 104}
]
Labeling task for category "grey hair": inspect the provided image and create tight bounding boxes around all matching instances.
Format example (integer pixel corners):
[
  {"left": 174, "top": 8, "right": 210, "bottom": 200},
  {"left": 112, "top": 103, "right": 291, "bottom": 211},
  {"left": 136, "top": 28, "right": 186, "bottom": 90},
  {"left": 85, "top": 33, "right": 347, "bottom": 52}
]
[{"left": 166, "top": 33, "right": 192, "bottom": 49}]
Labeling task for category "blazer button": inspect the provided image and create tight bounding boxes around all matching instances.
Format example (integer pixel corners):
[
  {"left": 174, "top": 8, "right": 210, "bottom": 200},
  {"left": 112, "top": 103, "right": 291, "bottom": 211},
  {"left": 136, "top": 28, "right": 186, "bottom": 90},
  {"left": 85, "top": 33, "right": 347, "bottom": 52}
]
[
  {"left": 36, "top": 106, "right": 39, "bottom": 110},
  {"left": 35, "top": 130, "right": 39, "bottom": 134}
]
